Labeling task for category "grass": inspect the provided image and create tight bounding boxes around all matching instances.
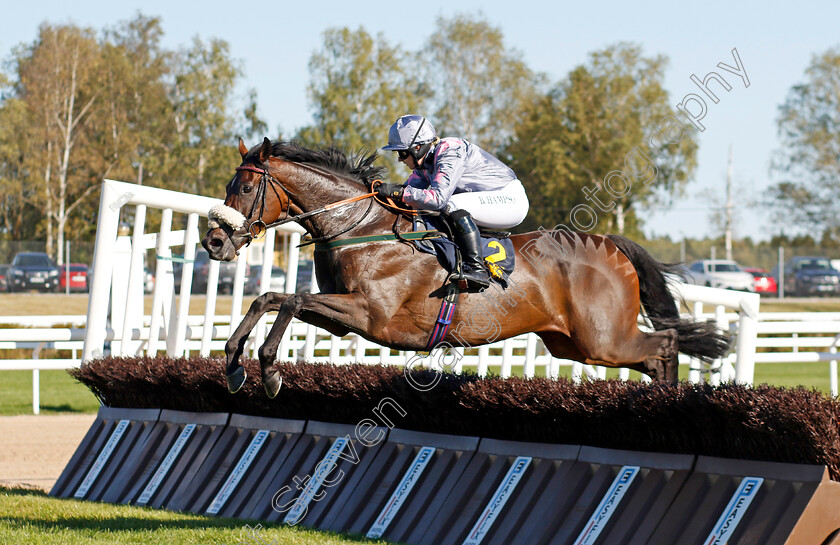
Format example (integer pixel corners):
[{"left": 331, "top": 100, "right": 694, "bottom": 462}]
[
  {"left": 0, "top": 485, "right": 394, "bottom": 545},
  {"left": 0, "top": 369, "right": 100, "bottom": 415}
]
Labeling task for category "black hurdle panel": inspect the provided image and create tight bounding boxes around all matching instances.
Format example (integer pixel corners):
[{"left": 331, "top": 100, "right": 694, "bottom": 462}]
[
  {"left": 541, "top": 446, "right": 695, "bottom": 545},
  {"left": 50, "top": 406, "right": 160, "bottom": 501},
  {"left": 248, "top": 420, "right": 387, "bottom": 528},
  {"left": 105, "top": 409, "right": 228, "bottom": 507},
  {"left": 417, "top": 438, "right": 581, "bottom": 545},
  {"left": 322, "top": 428, "right": 480, "bottom": 540},
  {"left": 166, "top": 413, "right": 304, "bottom": 517},
  {"left": 648, "top": 456, "right": 829, "bottom": 545}
]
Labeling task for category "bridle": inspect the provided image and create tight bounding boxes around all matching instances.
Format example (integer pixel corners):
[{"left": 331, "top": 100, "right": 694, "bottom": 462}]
[{"left": 210, "top": 162, "right": 382, "bottom": 247}]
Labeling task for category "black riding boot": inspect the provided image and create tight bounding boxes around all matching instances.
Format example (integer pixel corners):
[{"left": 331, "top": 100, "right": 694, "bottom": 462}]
[{"left": 448, "top": 210, "right": 491, "bottom": 290}]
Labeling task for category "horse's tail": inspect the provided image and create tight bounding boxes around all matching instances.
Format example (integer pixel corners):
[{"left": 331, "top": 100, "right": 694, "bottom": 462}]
[{"left": 606, "top": 234, "right": 730, "bottom": 362}]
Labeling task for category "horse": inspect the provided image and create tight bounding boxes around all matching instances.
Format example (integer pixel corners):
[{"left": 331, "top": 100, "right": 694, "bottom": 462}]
[{"left": 202, "top": 137, "right": 729, "bottom": 398}]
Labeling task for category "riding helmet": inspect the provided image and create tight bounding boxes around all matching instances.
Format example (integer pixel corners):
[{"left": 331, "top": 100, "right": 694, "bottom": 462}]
[{"left": 383, "top": 115, "right": 437, "bottom": 162}]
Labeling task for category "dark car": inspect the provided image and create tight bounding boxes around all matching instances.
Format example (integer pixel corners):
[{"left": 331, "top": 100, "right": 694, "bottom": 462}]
[
  {"left": 295, "top": 259, "right": 315, "bottom": 293},
  {"left": 58, "top": 263, "right": 90, "bottom": 292},
  {"left": 0, "top": 264, "right": 9, "bottom": 292},
  {"left": 8, "top": 252, "right": 61, "bottom": 292},
  {"left": 174, "top": 249, "right": 241, "bottom": 294},
  {"left": 245, "top": 265, "right": 286, "bottom": 294},
  {"left": 772, "top": 256, "right": 840, "bottom": 297}
]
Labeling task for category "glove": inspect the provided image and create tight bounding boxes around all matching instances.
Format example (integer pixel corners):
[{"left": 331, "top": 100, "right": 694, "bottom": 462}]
[{"left": 376, "top": 183, "right": 405, "bottom": 201}]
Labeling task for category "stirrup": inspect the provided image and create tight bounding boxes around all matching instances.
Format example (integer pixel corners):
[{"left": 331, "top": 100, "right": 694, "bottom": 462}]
[{"left": 456, "top": 268, "right": 491, "bottom": 290}]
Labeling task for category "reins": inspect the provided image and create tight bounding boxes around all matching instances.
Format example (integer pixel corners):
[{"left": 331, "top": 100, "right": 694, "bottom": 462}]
[{"left": 227, "top": 164, "right": 424, "bottom": 248}]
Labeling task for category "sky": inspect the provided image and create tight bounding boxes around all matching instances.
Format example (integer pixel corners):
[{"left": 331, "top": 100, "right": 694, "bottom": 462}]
[{"left": 1, "top": 0, "right": 837, "bottom": 242}]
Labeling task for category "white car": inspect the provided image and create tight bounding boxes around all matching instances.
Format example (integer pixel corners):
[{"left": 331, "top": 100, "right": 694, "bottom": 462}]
[{"left": 684, "top": 259, "right": 755, "bottom": 292}]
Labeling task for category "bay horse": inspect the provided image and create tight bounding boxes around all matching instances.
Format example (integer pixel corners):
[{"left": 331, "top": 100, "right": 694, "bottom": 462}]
[{"left": 202, "top": 138, "right": 729, "bottom": 397}]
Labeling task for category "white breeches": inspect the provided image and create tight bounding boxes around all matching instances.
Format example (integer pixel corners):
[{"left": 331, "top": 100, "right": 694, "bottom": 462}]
[{"left": 445, "top": 179, "right": 529, "bottom": 229}]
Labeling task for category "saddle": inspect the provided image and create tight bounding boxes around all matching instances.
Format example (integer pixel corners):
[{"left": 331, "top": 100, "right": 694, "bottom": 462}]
[{"left": 412, "top": 216, "right": 516, "bottom": 286}]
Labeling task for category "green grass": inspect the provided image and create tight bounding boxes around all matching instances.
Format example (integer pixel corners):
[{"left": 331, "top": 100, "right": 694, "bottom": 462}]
[
  {"left": 0, "top": 485, "right": 394, "bottom": 545},
  {"left": 0, "top": 370, "right": 100, "bottom": 415}
]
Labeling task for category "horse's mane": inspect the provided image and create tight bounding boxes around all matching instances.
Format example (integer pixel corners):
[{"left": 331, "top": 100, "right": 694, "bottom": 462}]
[{"left": 246, "top": 140, "right": 387, "bottom": 185}]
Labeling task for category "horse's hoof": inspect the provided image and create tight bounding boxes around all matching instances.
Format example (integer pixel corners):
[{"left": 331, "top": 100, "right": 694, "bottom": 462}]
[
  {"left": 263, "top": 371, "right": 283, "bottom": 399},
  {"left": 226, "top": 366, "right": 247, "bottom": 394}
]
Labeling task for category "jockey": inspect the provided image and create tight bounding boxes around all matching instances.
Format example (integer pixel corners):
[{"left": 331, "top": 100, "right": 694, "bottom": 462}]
[{"left": 378, "top": 114, "right": 529, "bottom": 289}]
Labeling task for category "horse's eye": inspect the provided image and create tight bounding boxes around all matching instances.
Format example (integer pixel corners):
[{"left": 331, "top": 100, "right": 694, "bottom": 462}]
[{"left": 242, "top": 185, "right": 252, "bottom": 194}]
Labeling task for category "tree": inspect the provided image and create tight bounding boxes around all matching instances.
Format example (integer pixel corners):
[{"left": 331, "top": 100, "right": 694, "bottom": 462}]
[
  {"left": 297, "top": 27, "right": 427, "bottom": 180},
  {"left": 0, "top": 85, "right": 42, "bottom": 240},
  {"left": 769, "top": 47, "right": 840, "bottom": 232},
  {"left": 97, "top": 14, "right": 174, "bottom": 189},
  {"left": 168, "top": 36, "right": 242, "bottom": 196},
  {"left": 14, "top": 23, "right": 102, "bottom": 263},
  {"left": 420, "top": 13, "right": 542, "bottom": 154},
  {"left": 506, "top": 43, "right": 698, "bottom": 235}
]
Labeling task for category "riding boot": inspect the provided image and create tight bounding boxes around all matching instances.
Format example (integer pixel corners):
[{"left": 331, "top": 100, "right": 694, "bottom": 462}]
[{"left": 447, "top": 209, "right": 491, "bottom": 290}]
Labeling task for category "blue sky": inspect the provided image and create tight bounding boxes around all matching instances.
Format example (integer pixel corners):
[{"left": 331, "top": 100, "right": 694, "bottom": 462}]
[{"left": 2, "top": 0, "right": 838, "bottom": 241}]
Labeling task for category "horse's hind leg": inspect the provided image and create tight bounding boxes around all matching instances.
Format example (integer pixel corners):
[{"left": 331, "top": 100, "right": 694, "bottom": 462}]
[
  {"left": 545, "top": 325, "right": 680, "bottom": 382},
  {"left": 636, "top": 328, "right": 679, "bottom": 382}
]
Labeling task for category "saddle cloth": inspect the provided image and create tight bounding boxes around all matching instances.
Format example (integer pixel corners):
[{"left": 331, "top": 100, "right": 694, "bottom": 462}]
[{"left": 413, "top": 216, "right": 516, "bottom": 285}]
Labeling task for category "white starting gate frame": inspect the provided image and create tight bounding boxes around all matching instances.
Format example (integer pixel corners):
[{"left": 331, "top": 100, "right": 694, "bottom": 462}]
[{"left": 82, "top": 180, "right": 761, "bottom": 385}]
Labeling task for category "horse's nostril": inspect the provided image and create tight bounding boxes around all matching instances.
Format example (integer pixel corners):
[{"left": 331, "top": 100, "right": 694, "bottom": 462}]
[{"left": 209, "top": 237, "right": 223, "bottom": 249}]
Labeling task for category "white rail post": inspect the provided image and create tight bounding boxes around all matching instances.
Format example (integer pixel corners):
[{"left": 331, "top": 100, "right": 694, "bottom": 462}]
[
  {"left": 524, "top": 333, "right": 537, "bottom": 378},
  {"left": 278, "top": 232, "right": 302, "bottom": 360},
  {"left": 228, "top": 255, "right": 248, "bottom": 337},
  {"left": 501, "top": 339, "right": 513, "bottom": 378},
  {"left": 169, "top": 213, "right": 199, "bottom": 357},
  {"left": 734, "top": 293, "right": 761, "bottom": 385},
  {"left": 199, "top": 260, "right": 220, "bottom": 357},
  {"left": 32, "top": 368, "right": 39, "bottom": 415},
  {"left": 83, "top": 180, "right": 123, "bottom": 362},
  {"left": 147, "top": 208, "right": 174, "bottom": 356},
  {"left": 303, "top": 264, "right": 318, "bottom": 361},
  {"left": 120, "top": 204, "right": 147, "bottom": 356},
  {"left": 477, "top": 345, "right": 490, "bottom": 377},
  {"left": 110, "top": 236, "right": 132, "bottom": 356},
  {"left": 251, "top": 228, "right": 277, "bottom": 356},
  {"left": 572, "top": 362, "right": 583, "bottom": 383},
  {"left": 712, "top": 305, "right": 728, "bottom": 386},
  {"left": 689, "top": 301, "right": 703, "bottom": 383}
]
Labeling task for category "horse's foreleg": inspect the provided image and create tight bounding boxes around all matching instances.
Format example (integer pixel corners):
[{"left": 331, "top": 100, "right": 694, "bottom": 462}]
[
  {"left": 224, "top": 292, "right": 292, "bottom": 393},
  {"left": 257, "top": 292, "right": 375, "bottom": 398}
]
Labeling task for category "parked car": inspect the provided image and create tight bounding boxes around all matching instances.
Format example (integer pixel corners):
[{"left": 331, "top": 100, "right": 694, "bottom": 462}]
[
  {"left": 744, "top": 267, "right": 777, "bottom": 296},
  {"left": 57, "top": 263, "right": 89, "bottom": 292},
  {"left": 0, "top": 264, "right": 9, "bottom": 292},
  {"left": 8, "top": 252, "right": 61, "bottom": 292},
  {"left": 295, "top": 259, "right": 315, "bottom": 293},
  {"left": 143, "top": 268, "right": 155, "bottom": 294},
  {"left": 245, "top": 265, "right": 286, "bottom": 294},
  {"left": 772, "top": 256, "right": 840, "bottom": 297},
  {"left": 683, "top": 259, "right": 755, "bottom": 291},
  {"left": 174, "top": 249, "right": 241, "bottom": 294}
]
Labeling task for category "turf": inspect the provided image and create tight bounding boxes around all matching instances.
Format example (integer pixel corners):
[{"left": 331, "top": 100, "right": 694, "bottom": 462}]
[
  {"left": 0, "top": 370, "right": 100, "bottom": 415},
  {"left": 0, "top": 485, "right": 393, "bottom": 544}
]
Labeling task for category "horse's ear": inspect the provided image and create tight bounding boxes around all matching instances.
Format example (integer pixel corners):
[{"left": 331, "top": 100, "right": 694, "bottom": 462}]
[
  {"left": 238, "top": 138, "right": 248, "bottom": 158},
  {"left": 259, "top": 137, "right": 272, "bottom": 163}
]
